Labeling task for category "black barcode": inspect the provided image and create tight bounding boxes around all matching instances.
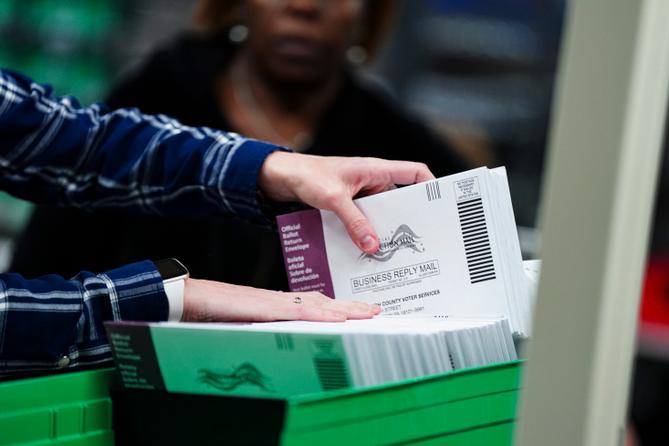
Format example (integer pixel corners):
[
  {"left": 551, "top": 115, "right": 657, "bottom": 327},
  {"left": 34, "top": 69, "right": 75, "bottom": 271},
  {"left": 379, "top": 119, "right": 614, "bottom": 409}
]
[
  {"left": 457, "top": 198, "right": 496, "bottom": 284},
  {"left": 275, "top": 333, "right": 294, "bottom": 351},
  {"left": 314, "top": 357, "right": 351, "bottom": 390},
  {"left": 426, "top": 181, "right": 442, "bottom": 201}
]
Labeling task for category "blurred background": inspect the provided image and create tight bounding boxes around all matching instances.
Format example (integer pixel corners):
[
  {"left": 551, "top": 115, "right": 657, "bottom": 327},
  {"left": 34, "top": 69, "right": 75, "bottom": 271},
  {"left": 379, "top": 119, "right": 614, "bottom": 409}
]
[
  {"left": 0, "top": 0, "right": 564, "bottom": 263},
  {"left": 0, "top": 0, "right": 668, "bottom": 444}
]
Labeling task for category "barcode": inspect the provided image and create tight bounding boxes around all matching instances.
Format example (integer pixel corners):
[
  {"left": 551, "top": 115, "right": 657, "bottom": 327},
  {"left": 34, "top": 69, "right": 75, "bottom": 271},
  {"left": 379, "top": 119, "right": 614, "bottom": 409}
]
[
  {"left": 426, "top": 181, "right": 442, "bottom": 201},
  {"left": 313, "top": 357, "right": 351, "bottom": 390},
  {"left": 457, "top": 198, "right": 496, "bottom": 284},
  {"left": 275, "top": 333, "right": 294, "bottom": 351}
]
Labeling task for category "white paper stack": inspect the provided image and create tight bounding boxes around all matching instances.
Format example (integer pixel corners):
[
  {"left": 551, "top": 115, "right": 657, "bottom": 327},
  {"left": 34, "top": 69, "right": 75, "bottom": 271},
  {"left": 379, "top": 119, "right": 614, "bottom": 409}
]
[
  {"left": 172, "top": 316, "right": 517, "bottom": 388},
  {"left": 277, "top": 167, "right": 533, "bottom": 337}
]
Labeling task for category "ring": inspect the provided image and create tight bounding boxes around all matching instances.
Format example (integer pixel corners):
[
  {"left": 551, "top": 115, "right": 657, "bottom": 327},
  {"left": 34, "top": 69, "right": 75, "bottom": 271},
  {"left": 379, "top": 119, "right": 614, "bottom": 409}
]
[{"left": 293, "top": 296, "right": 303, "bottom": 304}]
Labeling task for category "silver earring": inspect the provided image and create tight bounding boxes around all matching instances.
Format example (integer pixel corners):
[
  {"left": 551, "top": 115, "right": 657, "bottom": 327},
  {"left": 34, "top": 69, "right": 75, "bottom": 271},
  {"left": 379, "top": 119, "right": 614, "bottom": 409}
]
[
  {"left": 346, "top": 45, "right": 368, "bottom": 65},
  {"left": 228, "top": 24, "right": 249, "bottom": 43}
]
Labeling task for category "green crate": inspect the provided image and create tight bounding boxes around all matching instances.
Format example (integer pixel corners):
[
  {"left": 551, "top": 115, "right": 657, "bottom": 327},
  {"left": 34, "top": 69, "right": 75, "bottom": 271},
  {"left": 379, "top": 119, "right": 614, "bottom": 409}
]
[
  {"left": 0, "top": 0, "right": 17, "bottom": 29},
  {"left": 22, "top": 54, "right": 110, "bottom": 105},
  {"left": 0, "top": 369, "right": 115, "bottom": 446},
  {"left": 1, "top": 361, "right": 522, "bottom": 445},
  {"left": 22, "top": 0, "right": 121, "bottom": 43},
  {"left": 0, "top": 192, "right": 34, "bottom": 236},
  {"left": 280, "top": 361, "right": 520, "bottom": 445},
  {"left": 114, "top": 360, "right": 522, "bottom": 445}
]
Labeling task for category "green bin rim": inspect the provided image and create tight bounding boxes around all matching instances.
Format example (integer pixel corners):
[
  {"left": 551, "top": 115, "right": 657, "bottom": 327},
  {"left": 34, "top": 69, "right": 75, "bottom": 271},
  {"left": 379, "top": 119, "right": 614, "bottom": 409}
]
[{"left": 289, "top": 359, "right": 524, "bottom": 404}]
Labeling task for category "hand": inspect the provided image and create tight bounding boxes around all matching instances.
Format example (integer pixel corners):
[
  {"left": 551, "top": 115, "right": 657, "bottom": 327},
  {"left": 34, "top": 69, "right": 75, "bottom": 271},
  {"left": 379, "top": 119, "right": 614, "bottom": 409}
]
[
  {"left": 258, "top": 152, "right": 435, "bottom": 253},
  {"left": 182, "top": 278, "right": 381, "bottom": 322}
]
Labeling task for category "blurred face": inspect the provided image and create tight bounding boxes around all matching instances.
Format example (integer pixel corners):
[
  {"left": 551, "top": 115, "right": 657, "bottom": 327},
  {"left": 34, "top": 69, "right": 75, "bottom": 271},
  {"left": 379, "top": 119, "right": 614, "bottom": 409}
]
[{"left": 244, "top": 0, "right": 365, "bottom": 86}]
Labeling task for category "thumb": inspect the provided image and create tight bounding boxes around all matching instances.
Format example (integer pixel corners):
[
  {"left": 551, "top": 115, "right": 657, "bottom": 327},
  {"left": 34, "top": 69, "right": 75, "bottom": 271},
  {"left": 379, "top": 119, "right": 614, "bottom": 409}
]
[{"left": 331, "top": 199, "right": 379, "bottom": 254}]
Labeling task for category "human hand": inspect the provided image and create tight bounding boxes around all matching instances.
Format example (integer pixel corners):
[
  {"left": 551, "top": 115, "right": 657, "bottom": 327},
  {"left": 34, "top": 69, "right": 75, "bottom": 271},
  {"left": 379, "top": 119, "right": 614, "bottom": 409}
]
[
  {"left": 257, "top": 152, "right": 435, "bottom": 253},
  {"left": 182, "top": 278, "right": 381, "bottom": 322}
]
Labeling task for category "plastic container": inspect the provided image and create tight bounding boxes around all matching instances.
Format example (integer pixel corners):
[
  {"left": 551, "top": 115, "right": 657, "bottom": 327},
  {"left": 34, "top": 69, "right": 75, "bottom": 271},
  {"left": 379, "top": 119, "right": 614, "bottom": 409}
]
[
  {"left": 1, "top": 361, "right": 522, "bottom": 445},
  {"left": 0, "top": 368, "right": 114, "bottom": 446},
  {"left": 113, "top": 361, "right": 522, "bottom": 445}
]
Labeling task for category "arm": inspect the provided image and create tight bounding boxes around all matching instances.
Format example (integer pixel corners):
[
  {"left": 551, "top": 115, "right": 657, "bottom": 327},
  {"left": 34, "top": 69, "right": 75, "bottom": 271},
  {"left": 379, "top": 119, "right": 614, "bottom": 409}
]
[
  {"left": 0, "top": 261, "right": 165, "bottom": 377},
  {"left": 0, "top": 265, "right": 378, "bottom": 378},
  {"left": 0, "top": 69, "right": 433, "bottom": 377},
  {"left": 0, "top": 69, "right": 279, "bottom": 224}
]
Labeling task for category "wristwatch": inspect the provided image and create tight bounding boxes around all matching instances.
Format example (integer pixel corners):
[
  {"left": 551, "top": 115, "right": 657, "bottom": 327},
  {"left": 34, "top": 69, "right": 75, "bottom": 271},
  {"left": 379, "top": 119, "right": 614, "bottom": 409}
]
[{"left": 154, "top": 258, "right": 189, "bottom": 321}]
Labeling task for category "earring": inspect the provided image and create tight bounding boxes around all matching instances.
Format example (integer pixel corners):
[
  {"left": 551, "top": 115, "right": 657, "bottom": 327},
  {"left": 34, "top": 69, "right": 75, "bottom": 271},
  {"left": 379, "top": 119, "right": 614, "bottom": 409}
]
[
  {"left": 228, "top": 24, "right": 249, "bottom": 43},
  {"left": 346, "top": 45, "right": 368, "bottom": 65}
]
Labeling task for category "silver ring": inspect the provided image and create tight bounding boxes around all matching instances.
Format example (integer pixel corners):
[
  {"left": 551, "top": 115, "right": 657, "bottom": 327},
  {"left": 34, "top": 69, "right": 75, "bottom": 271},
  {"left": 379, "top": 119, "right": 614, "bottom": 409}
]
[{"left": 293, "top": 296, "right": 303, "bottom": 304}]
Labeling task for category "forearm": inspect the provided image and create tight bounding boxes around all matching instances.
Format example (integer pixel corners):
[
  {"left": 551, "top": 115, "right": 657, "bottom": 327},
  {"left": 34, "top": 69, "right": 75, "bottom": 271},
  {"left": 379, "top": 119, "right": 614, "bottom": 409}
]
[
  {"left": 0, "top": 69, "right": 283, "bottom": 223},
  {"left": 0, "top": 261, "right": 167, "bottom": 377}
]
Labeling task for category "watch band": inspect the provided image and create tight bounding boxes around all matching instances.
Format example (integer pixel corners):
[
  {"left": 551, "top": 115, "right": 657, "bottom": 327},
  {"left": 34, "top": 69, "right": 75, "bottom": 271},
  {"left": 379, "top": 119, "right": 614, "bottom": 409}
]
[
  {"left": 163, "top": 278, "right": 186, "bottom": 322},
  {"left": 153, "top": 258, "right": 189, "bottom": 322}
]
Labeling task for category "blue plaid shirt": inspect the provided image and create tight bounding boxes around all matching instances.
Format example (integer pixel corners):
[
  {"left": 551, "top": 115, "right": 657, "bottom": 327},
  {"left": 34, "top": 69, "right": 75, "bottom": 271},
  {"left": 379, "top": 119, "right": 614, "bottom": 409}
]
[{"left": 0, "top": 69, "right": 282, "bottom": 378}]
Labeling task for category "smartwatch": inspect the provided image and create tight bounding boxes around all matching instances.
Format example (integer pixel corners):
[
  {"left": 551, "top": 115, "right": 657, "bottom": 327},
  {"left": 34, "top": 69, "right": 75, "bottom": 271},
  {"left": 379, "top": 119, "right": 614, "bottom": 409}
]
[{"left": 154, "top": 258, "right": 189, "bottom": 321}]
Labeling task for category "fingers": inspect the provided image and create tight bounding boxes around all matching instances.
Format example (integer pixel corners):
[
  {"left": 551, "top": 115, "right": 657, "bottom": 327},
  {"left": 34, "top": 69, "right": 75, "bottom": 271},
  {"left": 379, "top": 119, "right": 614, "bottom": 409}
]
[
  {"left": 328, "top": 197, "right": 380, "bottom": 254},
  {"left": 280, "top": 294, "right": 380, "bottom": 322},
  {"left": 333, "top": 160, "right": 433, "bottom": 253},
  {"left": 289, "top": 304, "right": 348, "bottom": 322},
  {"left": 183, "top": 279, "right": 381, "bottom": 323},
  {"left": 243, "top": 292, "right": 379, "bottom": 322},
  {"left": 294, "top": 292, "right": 381, "bottom": 319},
  {"left": 382, "top": 160, "right": 435, "bottom": 185}
]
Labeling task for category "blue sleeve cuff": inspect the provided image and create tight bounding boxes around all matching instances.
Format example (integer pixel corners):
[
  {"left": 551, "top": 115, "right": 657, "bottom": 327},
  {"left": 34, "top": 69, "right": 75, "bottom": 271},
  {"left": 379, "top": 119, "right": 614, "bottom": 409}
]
[
  {"left": 220, "top": 139, "right": 289, "bottom": 225},
  {"left": 102, "top": 260, "right": 168, "bottom": 322}
]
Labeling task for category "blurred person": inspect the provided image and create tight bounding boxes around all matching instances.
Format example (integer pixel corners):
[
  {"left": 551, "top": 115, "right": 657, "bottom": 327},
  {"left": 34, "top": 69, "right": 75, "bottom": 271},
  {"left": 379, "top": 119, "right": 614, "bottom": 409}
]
[
  {"left": 11, "top": 0, "right": 469, "bottom": 290},
  {"left": 0, "top": 68, "right": 437, "bottom": 377}
]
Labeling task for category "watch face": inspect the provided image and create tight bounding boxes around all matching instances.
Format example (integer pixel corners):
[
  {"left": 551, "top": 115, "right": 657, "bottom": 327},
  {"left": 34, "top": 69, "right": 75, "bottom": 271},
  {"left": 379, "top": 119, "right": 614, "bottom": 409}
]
[{"left": 154, "top": 258, "right": 189, "bottom": 280}]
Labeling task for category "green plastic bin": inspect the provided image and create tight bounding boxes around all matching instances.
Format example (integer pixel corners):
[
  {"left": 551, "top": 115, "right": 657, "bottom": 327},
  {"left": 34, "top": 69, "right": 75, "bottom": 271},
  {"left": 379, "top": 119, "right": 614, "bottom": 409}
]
[
  {"left": 0, "top": 369, "right": 114, "bottom": 445},
  {"left": 1, "top": 361, "right": 522, "bottom": 445},
  {"left": 279, "top": 361, "right": 520, "bottom": 445}
]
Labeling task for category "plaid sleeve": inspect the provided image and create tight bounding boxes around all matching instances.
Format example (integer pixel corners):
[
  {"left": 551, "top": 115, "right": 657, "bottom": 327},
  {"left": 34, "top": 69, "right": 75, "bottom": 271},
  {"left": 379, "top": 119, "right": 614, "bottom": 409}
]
[
  {"left": 0, "top": 260, "right": 167, "bottom": 378},
  {"left": 0, "top": 69, "right": 289, "bottom": 378},
  {"left": 0, "top": 68, "right": 285, "bottom": 225}
]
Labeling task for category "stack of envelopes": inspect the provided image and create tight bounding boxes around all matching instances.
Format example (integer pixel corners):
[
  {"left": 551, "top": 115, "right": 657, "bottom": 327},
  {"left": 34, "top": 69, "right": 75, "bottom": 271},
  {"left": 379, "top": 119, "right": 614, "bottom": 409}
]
[
  {"left": 277, "top": 167, "right": 532, "bottom": 337},
  {"left": 107, "top": 316, "right": 516, "bottom": 397}
]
